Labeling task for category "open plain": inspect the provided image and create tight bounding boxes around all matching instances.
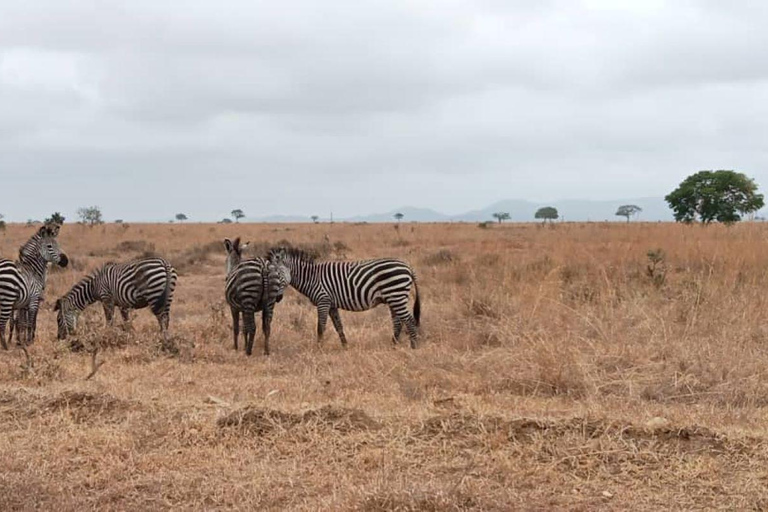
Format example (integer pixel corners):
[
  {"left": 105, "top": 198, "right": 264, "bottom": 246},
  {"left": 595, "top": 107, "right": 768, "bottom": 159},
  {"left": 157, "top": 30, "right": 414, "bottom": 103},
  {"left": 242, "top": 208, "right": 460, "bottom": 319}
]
[{"left": 2, "top": 221, "right": 768, "bottom": 510}]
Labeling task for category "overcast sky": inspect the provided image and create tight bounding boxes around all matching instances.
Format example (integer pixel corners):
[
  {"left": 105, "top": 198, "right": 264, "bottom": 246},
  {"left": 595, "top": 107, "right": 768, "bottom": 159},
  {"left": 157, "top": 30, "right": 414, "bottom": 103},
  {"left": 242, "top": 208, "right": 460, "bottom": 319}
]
[{"left": 2, "top": 1, "right": 768, "bottom": 221}]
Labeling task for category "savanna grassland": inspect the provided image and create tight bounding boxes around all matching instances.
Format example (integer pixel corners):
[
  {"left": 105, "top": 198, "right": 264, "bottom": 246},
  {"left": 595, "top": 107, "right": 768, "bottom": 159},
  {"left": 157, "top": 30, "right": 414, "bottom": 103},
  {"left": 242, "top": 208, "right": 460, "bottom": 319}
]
[{"left": 2, "top": 221, "right": 768, "bottom": 511}]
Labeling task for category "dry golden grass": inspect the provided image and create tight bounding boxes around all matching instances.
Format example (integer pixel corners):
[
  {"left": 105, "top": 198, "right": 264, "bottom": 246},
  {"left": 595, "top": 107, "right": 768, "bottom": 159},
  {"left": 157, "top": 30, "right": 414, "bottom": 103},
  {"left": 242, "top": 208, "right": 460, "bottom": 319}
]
[{"left": 2, "top": 221, "right": 768, "bottom": 510}]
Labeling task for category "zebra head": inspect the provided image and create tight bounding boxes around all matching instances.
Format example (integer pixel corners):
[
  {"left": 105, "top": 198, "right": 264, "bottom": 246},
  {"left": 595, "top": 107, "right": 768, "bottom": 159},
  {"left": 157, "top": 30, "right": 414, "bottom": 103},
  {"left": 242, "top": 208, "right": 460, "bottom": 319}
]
[
  {"left": 223, "top": 237, "right": 249, "bottom": 275},
  {"left": 36, "top": 224, "right": 69, "bottom": 268},
  {"left": 54, "top": 297, "right": 77, "bottom": 339},
  {"left": 266, "top": 259, "right": 291, "bottom": 302}
]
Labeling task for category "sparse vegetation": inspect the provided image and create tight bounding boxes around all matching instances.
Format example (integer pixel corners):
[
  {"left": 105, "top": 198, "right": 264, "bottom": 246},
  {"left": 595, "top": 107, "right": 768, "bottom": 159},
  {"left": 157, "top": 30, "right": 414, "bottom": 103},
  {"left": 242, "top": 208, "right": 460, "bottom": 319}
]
[
  {"left": 77, "top": 206, "right": 103, "bottom": 226},
  {"left": 665, "top": 170, "right": 764, "bottom": 224},
  {"left": 175, "top": 213, "right": 188, "bottom": 222},
  {"left": 616, "top": 204, "right": 642, "bottom": 222},
  {"left": 535, "top": 206, "right": 559, "bottom": 222},
  {"left": 393, "top": 212, "right": 404, "bottom": 223},
  {"left": 231, "top": 209, "right": 245, "bottom": 223},
  {"left": 492, "top": 211, "right": 510, "bottom": 224},
  {"left": 311, "top": 215, "right": 319, "bottom": 224},
  {"left": 45, "top": 212, "right": 66, "bottom": 225},
  {"left": 1, "top": 222, "right": 768, "bottom": 509}
]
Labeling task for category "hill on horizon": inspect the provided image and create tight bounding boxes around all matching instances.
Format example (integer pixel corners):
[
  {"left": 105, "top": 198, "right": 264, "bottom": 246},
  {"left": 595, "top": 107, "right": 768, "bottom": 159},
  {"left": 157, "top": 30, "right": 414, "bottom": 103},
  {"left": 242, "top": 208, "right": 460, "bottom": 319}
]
[{"left": 253, "top": 197, "right": 673, "bottom": 223}]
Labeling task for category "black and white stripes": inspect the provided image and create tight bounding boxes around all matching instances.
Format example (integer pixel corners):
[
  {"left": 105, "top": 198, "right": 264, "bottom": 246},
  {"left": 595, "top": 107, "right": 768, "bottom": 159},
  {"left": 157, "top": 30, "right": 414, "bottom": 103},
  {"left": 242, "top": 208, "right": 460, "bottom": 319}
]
[
  {"left": 0, "top": 224, "right": 68, "bottom": 348},
  {"left": 224, "top": 238, "right": 289, "bottom": 356},
  {"left": 268, "top": 247, "right": 421, "bottom": 348},
  {"left": 55, "top": 257, "right": 177, "bottom": 341}
]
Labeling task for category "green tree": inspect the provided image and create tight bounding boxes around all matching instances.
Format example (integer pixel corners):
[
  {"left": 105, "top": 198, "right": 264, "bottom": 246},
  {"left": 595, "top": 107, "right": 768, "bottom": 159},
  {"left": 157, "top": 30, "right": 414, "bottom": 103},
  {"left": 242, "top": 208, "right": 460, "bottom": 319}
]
[
  {"left": 492, "top": 212, "right": 511, "bottom": 224},
  {"left": 231, "top": 209, "right": 245, "bottom": 223},
  {"left": 311, "top": 215, "right": 319, "bottom": 224},
  {"left": 393, "top": 212, "right": 404, "bottom": 223},
  {"left": 220, "top": 218, "right": 233, "bottom": 224},
  {"left": 665, "top": 170, "right": 764, "bottom": 224},
  {"left": 534, "top": 206, "right": 559, "bottom": 223},
  {"left": 616, "top": 205, "right": 642, "bottom": 223},
  {"left": 77, "top": 206, "right": 103, "bottom": 226},
  {"left": 46, "top": 212, "right": 66, "bottom": 225},
  {"left": 0, "top": 214, "right": 5, "bottom": 233},
  {"left": 175, "top": 213, "right": 188, "bottom": 222}
]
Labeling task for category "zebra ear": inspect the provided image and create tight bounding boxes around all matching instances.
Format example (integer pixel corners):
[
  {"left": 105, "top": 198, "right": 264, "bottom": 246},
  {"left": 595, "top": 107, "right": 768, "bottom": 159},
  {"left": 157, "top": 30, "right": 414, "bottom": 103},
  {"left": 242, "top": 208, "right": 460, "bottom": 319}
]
[{"left": 223, "top": 238, "right": 233, "bottom": 253}]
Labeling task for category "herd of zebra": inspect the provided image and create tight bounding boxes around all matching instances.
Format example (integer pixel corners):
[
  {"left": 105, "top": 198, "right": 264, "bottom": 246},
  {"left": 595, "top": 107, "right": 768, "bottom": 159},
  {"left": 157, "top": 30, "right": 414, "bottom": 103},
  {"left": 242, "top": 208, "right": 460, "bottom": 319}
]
[{"left": 0, "top": 223, "right": 422, "bottom": 356}]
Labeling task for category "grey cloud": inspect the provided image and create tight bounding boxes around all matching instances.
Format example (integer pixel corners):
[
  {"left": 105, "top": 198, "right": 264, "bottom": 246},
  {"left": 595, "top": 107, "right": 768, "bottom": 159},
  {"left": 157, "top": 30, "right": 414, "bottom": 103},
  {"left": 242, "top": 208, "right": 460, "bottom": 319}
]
[{"left": 2, "top": 1, "right": 768, "bottom": 221}]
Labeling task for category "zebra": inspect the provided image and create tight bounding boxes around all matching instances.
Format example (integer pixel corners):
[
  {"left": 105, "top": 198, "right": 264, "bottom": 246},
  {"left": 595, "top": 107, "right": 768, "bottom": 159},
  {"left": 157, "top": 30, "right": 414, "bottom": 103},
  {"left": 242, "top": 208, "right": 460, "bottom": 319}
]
[
  {"left": 0, "top": 223, "right": 69, "bottom": 349},
  {"left": 267, "top": 246, "right": 421, "bottom": 348},
  {"left": 54, "top": 257, "right": 177, "bottom": 341},
  {"left": 224, "top": 237, "right": 290, "bottom": 356}
]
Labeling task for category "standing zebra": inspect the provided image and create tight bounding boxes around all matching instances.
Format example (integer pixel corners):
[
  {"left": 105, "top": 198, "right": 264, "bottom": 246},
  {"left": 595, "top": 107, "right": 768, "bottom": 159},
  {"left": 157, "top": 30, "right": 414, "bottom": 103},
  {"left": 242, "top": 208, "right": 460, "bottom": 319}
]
[
  {"left": 268, "top": 247, "right": 421, "bottom": 348},
  {"left": 224, "top": 238, "right": 289, "bottom": 356},
  {"left": 54, "top": 257, "right": 177, "bottom": 341},
  {"left": 0, "top": 223, "right": 69, "bottom": 349}
]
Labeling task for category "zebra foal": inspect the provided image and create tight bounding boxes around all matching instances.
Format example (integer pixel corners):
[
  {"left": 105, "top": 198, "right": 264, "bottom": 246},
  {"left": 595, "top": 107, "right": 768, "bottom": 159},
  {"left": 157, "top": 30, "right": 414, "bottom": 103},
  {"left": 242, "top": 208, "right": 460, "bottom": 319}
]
[
  {"left": 267, "top": 247, "right": 421, "bottom": 348},
  {"left": 224, "top": 237, "right": 289, "bottom": 356},
  {"left": 55, "top": 257, "right": 177, "bottom": 341},
  {"left": 0, "top": 223, "right": 68, "bottom": 349}
]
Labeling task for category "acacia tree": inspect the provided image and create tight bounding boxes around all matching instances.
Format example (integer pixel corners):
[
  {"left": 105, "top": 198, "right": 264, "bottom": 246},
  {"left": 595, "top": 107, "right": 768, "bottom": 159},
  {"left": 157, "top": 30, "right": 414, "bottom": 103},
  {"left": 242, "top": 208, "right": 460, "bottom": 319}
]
[
  {"left": 665, "top": 170, "right": 764, "bottom": 224},
  {"left": 46, "top": 212, "right": 66, "bottom": 225},
  {"left": 393, "top": 212, "right": 404, "bottom": 223},
  {"left": 311, "top": 215, "right": 319, "bottom": 224},
  {"left": 616, "top": 205, "right": 642, "bottom": 223},
  {"left": 175, "top": 213, "right": 188, "bottom": 222},
  {"left": 231, "top": 209, "right": 245, "bottom": 223},
  {"left": 77, "top": 206, "right": 103, "bottom": 226},
  {"left": 492, "top": 212, "right": 510, "bottom": 224},
  {"left": 534, "top": 206, "right": 559, "bottom": 223}
]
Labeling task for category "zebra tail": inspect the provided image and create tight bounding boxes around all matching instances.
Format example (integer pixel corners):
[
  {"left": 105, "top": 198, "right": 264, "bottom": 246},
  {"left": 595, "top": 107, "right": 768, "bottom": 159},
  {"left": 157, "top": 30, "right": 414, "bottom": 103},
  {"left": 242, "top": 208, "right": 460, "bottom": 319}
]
[
  {"left": 413, "top": 275, "right": 421, "bottom": 327},
  {"left": 151, "top": 262, "right": 174, "bottom": 315}
]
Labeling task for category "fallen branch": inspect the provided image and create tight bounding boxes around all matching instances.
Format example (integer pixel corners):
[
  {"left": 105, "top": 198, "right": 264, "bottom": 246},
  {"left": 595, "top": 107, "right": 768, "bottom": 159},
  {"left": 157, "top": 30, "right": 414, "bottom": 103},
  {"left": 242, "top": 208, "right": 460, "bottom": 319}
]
[{"left": 85, "top": 347, "right": 105, "bottom": 381}]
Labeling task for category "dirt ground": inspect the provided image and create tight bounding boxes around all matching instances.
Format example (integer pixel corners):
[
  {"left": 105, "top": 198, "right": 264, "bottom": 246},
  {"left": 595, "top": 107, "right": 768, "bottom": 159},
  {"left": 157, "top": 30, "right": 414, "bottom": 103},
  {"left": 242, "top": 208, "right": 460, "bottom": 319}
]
[{"left": 1, "top": 221, "right": 768, "bottom": 511}]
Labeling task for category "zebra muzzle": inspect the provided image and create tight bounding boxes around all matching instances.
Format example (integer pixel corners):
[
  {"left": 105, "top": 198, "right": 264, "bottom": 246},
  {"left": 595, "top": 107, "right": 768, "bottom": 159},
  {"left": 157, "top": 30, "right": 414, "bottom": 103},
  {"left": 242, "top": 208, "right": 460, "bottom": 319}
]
[{"left": 58, "top": 254, "right": 69, "bottom": 268}]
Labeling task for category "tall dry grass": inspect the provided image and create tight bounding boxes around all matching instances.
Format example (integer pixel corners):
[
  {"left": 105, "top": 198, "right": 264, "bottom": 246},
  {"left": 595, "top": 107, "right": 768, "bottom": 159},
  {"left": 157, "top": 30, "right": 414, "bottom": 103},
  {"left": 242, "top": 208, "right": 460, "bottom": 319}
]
[{"left": 1, "top": 221, "right": 768, "bottom": 510}]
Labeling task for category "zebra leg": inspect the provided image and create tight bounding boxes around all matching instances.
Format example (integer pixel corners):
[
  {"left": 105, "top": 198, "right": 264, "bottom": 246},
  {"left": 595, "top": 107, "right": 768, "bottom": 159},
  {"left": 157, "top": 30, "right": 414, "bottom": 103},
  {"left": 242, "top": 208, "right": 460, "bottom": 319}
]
[
  {"left": 15, "top": 309, "right": 29, "bottom": 346},
  {"left": 27, "top": 306, "right": 40, "bottom": 345},
  {"left": 156, "top": 312, "right": 170, "bottom": 342},
  {"left": 0, "top": 306, "right": 11, "bottom": 350},
  {"left": 261, "top": 305, "right": 273, "bottom": 356},
  {"left": 243, "top": 311, "right": 256, "bottom": 356},
  {"left": 102, "top": 301, "right": 115, "bottom": 326},
  {"left": 231, "top": 306, "right": 240, "bottom": 350},
  {"left": 389, "top": 299, "right": 419, "bottom": 349},
  {"left": 329, "top": 308, "right": 348, "bottom": 347},
  {"left": 316, "top": 303, "right": 331, "bottom": 344},
  {"left": 389, "top": 307, "right": 403, "bottom": 345},
  {"left": 8, "top": 311, "right": 16, "bottom": 347}
]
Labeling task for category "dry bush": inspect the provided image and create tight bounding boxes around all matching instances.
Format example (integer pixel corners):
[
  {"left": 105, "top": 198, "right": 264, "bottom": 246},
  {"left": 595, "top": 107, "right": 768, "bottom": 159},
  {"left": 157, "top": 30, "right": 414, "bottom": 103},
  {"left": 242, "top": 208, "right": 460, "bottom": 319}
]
[{"left": 2, "top": 222, "right": 768, "bottom": 509}]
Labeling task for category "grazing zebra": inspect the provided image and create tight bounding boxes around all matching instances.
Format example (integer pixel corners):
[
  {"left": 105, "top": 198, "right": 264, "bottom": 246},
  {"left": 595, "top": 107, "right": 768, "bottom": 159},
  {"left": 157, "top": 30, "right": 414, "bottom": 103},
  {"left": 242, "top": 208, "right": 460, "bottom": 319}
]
[
  {"left": 0, "top": 223, "right": 69, "bottom": 349},
  {"left": 268, "top": 247, "right": 421, "bottom": 348},
  {"left": 54, "top": 257, "right": 177, "bottom": 341},
  {"left": 224, "top": 237, "right": 289, "bottom": 356}
]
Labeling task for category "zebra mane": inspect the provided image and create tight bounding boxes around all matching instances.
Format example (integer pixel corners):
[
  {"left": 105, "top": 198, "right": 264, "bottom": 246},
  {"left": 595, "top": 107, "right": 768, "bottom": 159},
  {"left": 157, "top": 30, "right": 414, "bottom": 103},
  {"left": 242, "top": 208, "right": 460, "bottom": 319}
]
[{"left": 269, "top": 246, "right": 318, "bottom": 263}]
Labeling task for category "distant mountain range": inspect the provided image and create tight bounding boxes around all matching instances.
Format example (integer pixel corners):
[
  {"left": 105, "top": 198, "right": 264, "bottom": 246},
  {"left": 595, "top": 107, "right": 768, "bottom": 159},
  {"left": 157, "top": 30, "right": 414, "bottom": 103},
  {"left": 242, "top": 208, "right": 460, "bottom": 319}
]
[{"left": 251, "top": 197, "right": 674, "bottom": 223}]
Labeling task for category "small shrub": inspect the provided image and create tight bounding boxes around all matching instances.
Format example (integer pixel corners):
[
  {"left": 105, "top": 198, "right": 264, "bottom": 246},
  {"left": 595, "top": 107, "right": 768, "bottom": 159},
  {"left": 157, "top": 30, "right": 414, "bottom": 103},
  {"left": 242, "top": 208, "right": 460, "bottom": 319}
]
[
  {"left": 422, "top": 248, "right": 459, "bottom": 266},
  {"left": 115, "top": 240, "right": 156, "bottom": 253},
  {"left": 646, "top": 248, "right": 667, "bottom": 288}
]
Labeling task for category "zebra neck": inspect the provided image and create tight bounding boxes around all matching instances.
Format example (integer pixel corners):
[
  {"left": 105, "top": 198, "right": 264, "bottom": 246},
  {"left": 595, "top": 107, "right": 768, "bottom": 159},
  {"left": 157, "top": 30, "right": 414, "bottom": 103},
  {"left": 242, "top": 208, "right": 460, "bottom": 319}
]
[
  {"left": 288, "top": 260, "right": 319, "bottom": 297},
  {"left": 18, "top": 236, "right": 47, "bottom": 283},
  {"left": 68, "top": 276, "right": 99, "bottom": 310}
]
